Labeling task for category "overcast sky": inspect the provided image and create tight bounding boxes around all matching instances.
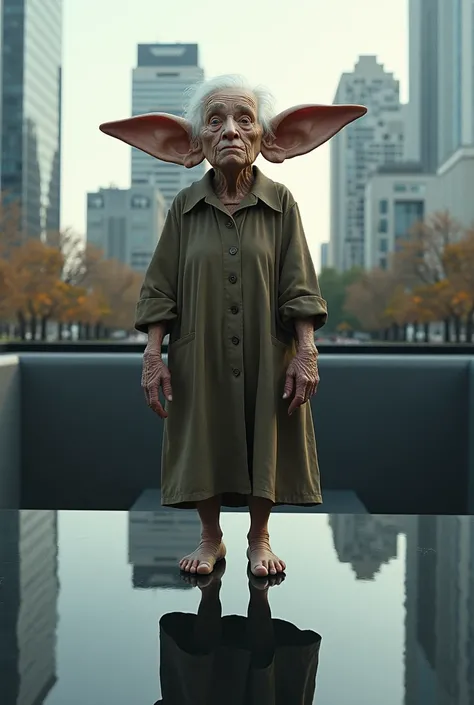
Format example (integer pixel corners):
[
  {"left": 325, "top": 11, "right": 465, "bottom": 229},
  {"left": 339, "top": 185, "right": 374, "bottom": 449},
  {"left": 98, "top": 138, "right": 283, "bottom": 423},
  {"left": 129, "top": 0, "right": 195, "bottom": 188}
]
[{"left": 61, "top": 0, "right": 408, "bottom": 267}]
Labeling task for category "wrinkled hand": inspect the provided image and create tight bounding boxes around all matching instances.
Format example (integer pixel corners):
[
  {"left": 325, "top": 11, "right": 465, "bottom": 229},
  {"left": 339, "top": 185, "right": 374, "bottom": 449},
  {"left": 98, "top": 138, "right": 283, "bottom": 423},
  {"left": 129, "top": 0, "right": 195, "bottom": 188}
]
[
  {"left": 141, "top": 349, "right": 173, "bottom": 419},
  {"left": 283, "top": 345, "right": 320, "bottom": 416}
]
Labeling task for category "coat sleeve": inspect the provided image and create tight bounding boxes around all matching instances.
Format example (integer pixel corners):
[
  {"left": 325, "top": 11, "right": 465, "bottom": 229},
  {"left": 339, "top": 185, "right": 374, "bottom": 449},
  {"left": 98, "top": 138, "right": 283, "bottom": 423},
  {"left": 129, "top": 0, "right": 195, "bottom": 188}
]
[
  {"left": 278, "top": 202, "right": 328, "bottom": 333},
  {"left": 134, "top": 206, "right": 180, "bottom": 334}
]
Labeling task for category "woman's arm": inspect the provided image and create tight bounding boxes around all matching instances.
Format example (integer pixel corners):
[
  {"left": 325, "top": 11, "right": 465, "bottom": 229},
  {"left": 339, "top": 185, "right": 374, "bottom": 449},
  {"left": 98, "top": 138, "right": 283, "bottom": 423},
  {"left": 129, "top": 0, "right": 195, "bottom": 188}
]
[
  {"left": 278, "top": 202, "right": 327, "bottom": 337},
  {"left": 135, "top": 206, "right": 180, "bottom": 340}
]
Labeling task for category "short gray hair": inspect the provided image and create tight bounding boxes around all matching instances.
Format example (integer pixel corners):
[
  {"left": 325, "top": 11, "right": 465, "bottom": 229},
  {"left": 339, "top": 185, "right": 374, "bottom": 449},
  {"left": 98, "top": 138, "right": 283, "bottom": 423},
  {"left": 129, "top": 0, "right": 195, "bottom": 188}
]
[{"left": 183, "top": 74, "right": 276, "bottom": 138}]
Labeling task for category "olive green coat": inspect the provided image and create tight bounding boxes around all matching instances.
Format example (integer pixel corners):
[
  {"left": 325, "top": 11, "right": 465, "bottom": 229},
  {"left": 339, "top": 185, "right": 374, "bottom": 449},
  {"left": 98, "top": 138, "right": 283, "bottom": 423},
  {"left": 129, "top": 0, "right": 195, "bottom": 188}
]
[{"left": 135, "top": 166, "right": 328, "bottom": 508}]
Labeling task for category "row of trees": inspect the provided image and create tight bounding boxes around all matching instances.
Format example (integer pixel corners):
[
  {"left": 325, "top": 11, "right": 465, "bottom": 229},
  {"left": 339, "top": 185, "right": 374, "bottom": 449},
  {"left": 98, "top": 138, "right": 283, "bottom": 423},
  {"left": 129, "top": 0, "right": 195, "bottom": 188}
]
[
  {"left": 320, "top": 212, "right": 474, "bottom": 343},
  {"left": 0, "top": 200, "right": 143, "bottom": 340}
]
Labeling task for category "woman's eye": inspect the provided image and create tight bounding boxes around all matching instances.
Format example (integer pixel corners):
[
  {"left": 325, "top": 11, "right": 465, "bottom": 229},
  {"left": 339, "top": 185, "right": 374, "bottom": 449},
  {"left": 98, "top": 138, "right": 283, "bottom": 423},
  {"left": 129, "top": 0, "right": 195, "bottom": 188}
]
[
  {"left": 210, "top": 118, "right": 220, "bottom": 126},
  {"left": 240, "top": 117, "right": 251, "bottom": 124}
]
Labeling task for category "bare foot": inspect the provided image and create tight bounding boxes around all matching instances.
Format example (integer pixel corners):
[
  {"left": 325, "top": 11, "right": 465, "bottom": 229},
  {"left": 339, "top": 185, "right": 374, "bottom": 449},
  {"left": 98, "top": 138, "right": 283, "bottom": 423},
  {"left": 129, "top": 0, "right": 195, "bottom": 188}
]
[
  {"left": 247, "top": 533, "right": 286, "bottom": 577},
  {"left": 181, "top": 559, "right": 227, "bottom": 589},
  {"left": 179, "top": 539, "right": 226, "bottom": 575}
]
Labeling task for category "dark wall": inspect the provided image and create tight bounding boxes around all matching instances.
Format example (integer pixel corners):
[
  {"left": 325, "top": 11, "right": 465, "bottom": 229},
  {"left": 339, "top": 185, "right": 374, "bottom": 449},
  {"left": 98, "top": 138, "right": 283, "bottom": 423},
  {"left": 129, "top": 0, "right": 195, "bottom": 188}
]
[
  {"left": 17, "top": 353, "right": 474, "bottom": 514},
  {"left": 0, "top": 356, "right": 20, "bottom": 508}
]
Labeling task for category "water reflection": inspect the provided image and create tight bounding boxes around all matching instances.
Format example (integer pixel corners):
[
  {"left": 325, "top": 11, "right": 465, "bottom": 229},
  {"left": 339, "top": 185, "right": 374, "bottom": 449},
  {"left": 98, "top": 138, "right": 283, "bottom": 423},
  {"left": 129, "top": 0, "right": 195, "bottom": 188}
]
[
  {"left": 329, "top": 513, "right": 474, "bottom": 704},
  {"left": 154, "top": 563, "right": 321, "bottom": 705},
  {"left": 329, "top": 514, "right": 404, "bottom": 580},
  {"left": 0, "top": 510, "right": 59, "bottom": 705},
  {"left": 128, "top": 507, "right": 201, "bottom": 589}
]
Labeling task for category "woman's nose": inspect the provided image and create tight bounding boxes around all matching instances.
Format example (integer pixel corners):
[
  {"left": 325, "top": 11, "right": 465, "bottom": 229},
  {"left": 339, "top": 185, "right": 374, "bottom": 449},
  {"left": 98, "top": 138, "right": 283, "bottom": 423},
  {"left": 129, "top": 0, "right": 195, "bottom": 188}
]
[{"left": 222, "top": 116, "right": 239, "bottom": 139}]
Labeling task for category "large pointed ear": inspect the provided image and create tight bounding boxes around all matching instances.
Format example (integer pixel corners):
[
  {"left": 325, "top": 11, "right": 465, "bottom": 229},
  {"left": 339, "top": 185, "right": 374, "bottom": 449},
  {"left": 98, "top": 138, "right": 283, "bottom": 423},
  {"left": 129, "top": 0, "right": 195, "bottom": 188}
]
[
  {"left": 261, "top": 104, "right": 367, "bottom": 163},
  {"left": 99, "top": 113, "right": 204, "bottom": 168}
]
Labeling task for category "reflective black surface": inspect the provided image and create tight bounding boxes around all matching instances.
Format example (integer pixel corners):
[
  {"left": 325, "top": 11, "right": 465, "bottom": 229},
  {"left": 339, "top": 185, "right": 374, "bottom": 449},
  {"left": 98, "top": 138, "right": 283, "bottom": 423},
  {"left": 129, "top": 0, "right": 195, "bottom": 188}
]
[{"left": 0, "top": 510, "right": 472, "bottom": 704}]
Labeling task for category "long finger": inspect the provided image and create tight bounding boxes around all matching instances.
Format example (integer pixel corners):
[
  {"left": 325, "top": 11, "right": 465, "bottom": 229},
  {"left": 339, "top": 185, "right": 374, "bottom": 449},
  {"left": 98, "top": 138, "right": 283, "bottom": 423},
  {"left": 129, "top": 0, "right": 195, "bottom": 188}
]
[
  {"left": 148, "top": 382, "right": 168, "bottom": 418},
  {"left": 162, "top": 376, "right": 173, "bottom": 402},
  {"left": 283, "top": 373, "right": 294, "bottom": 400},
  {"left": 151, "top": 400, "right": 168, "bottom": 419},
  {"left": 288, "top": 380, "right": 306, "bottom": 415}
]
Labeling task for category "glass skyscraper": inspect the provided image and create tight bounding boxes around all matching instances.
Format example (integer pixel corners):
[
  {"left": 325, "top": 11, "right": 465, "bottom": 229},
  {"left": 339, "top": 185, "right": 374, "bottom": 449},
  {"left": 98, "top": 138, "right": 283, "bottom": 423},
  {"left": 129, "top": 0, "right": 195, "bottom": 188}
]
[
  {"left": 1, "top": 0, "right": 62, "bottom": 238},
  {"left": 131, "top": 43, "right": 205, "bottom": 209}
]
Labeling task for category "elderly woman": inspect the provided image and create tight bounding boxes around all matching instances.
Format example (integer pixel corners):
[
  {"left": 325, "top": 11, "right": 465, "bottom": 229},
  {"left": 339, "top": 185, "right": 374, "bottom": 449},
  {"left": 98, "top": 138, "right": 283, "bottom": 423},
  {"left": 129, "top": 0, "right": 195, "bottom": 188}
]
[{"left": 100, "top": 75, "right": 366, "bottom": 578}]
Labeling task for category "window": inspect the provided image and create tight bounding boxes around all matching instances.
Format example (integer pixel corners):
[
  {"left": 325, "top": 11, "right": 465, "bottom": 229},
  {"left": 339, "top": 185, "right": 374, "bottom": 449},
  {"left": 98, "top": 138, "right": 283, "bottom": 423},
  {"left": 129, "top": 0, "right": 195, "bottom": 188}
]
[
  {"left": 131, "top": 195, "right": 150, "bottom": 209},
  {"left": 379, "top": 199, "right": 388, "bottom": 214},
  {"left": 88, "top": 194, "right": 104, "bottom": 209},
  {"left": 379, "top": 238, "right": 388, "bottom": 253},
  {"left": 380, "top": 257, "right": 387, "bottom": 270},
  {"left": 378, "top": 218, "right": 388, "bottom": 233},
  {"left": 394, "top": 200, "right": 424, "bottom": 239},
  {"left": 394, "top": 183, "right": 407, "bottom": 193}
]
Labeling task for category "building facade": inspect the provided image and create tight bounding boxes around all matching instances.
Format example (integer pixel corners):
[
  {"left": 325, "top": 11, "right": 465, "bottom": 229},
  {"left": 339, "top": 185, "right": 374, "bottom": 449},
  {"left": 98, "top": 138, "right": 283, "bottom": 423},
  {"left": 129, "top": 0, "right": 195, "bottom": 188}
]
[
  {"left": 320, "top": 242, "right": 329, "bottom": 271},
  {"left": 365, "top": 147, "right": 474, "bottom": 269},
  {"left": 131, "top": 43, "right": 206, "bottom": 209},
  {"left": 407, "top": 0, "right": 440, "bottom": 171},
  {"left": 86, "top": 185, "right": 167, "bottom": 273},
  {"left": 330, "top": 56, "right": 405, "bottom": 272},
  {"left": 408, "top": 0, "right": 474, "bottom": 171},
  {"left": 0, "top": 0, "right": 62, "bottom": 237}
]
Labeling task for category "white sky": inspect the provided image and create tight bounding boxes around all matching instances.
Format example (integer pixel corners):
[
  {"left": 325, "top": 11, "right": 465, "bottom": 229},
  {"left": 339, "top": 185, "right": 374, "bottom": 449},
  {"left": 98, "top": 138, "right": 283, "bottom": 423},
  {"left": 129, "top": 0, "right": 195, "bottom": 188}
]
[{"left": 61, "top": 0, "right": 408, "bottom": 267}]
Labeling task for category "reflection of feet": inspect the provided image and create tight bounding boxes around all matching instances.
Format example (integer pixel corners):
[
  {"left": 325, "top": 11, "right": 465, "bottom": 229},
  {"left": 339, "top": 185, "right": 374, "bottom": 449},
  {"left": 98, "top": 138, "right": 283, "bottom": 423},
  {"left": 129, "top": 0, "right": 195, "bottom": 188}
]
[
  {"left": 179, "top": 540, "right": 226, "bottom": 575},
  {"left": 247, "top": 566, "right": 285, "bottom": 591},
  {"left": 247, "top": 533, "right": 286, "bottom": 577},
  {"left": 181, "top": 559, "right": 227, "bottom": 589}
]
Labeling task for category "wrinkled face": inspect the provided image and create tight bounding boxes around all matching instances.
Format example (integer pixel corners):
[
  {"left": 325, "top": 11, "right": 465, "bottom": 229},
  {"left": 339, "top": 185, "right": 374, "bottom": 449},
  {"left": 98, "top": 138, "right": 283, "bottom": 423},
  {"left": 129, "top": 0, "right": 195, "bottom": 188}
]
[{"left": 199, "top": 88, "right": 263, "bottom": 170}]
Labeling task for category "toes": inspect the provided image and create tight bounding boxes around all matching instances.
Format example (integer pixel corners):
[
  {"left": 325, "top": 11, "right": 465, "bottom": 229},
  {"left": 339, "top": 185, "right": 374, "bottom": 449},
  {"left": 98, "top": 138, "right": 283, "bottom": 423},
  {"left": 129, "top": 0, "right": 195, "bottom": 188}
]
[
  {"left": 268, "top": 561, "right": 277, "bottom": 575},
  {"left": 252, "top": 563, "right": 269, "bottom": 577},
  {"left": 197, "top": 561, "right": 212, "bottom": 575},
  {"left": 191, "top": 559, "right": 200, "bottom": 574}
]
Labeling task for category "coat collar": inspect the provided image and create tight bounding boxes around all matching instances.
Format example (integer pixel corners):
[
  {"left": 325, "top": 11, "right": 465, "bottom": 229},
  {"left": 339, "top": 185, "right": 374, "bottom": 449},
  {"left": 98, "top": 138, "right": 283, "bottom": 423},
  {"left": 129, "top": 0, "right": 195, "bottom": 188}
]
[{"left": 183, "top": 165, "right": 283, "bottom": 214}]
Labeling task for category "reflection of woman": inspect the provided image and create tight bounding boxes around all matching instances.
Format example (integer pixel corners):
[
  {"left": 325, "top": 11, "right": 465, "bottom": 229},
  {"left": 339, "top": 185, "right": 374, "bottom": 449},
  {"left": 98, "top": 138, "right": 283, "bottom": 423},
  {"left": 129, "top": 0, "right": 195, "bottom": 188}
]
[{"left": 153, "top": 563, "right": 321, "bottom": 705}]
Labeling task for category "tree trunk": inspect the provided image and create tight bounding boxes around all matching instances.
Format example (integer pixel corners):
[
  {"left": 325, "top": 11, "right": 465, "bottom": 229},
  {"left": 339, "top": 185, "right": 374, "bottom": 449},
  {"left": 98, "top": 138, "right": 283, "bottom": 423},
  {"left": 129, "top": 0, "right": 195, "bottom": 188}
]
[
  {"left": 443, "top": 318, "right": 450, "bottom": 343},
  {"left": 84, "top": 323, "right": 91, "bottom": 340},
  {"left": 453, "top": 315, "right": 462, "bottom": 343},
  {"left": 30, "top": 315, "right": 37, "bottom": 341},
  {"left": 17, "top": 312, "right": 27, "bottom": 340},
  {"left": 466, "top": 309, "right": 474, "bottom": 343},
  {"left": 424, "top": 322, "right": 430, "bottom": 343},
  {"left": 40, "top": 316, "right": 48, "bottom": 341},
  {"left": 94, "top": 322, "right": 102, "bottom": 339}
]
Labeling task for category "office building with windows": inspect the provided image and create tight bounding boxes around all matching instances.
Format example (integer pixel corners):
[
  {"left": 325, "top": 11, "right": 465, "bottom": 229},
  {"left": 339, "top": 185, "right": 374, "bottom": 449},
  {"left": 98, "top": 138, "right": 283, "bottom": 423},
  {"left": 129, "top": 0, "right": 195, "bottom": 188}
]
[
  {"left": 0, "top": 0, "right": 62, "bottom": 237},
  {"left": 364, "top": 147, "right": 474, "bottom": 270},
  {"left": 131, "top": 43, "right": 206, "bottom": 209},
  {"left": 86, "top": 185, "right": 167, "bottom": 273},
  {"left": 330, "top": 56, "right": 405, "bottom": 272}
]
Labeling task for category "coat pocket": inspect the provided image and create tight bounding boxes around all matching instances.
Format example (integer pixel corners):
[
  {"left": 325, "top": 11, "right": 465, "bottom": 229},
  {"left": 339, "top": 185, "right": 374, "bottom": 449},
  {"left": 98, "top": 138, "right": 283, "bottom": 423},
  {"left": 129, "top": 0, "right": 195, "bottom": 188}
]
[
  {"left": 169, "top": 331, "right": 196, "bottom": 352},
  {"left": 270, "top": 335, "right": 289, "bottom": 352}
]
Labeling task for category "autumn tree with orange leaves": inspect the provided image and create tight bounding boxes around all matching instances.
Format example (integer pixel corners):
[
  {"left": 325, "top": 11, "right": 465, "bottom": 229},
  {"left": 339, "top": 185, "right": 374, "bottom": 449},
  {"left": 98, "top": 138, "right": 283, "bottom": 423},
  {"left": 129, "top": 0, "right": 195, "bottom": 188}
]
[{"left": 0, "top": 195, "right": 145, "bottom": 341}]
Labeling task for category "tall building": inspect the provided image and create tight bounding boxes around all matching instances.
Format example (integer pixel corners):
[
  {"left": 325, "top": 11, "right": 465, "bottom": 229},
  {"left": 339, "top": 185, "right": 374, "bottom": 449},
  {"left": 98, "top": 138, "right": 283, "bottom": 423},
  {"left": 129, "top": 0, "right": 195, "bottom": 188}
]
[
  {"left": 128, "top": 508, "right": 201, "bottom": 589},
  {"left": 0, "top": 510, "right": 59, "bottom": 705},
  {"left": 330, "top": 56, "right": 404, "bottom": 271},
  {"left": 0, "top": 0, "right": 62, "bottom": 238},
  {"left": 437, "top": 0, "right": 474, "bottom": 165},
  {"left": 408, "top": 0, "right": 474, "bottom": 171},
  {"left": 320, "top": 242, "right": 329, "bottom": 271},
  {"left": 86, "top": 185, "right": 167, "bottom": 273},
  {"left": 406, "top": 0, "right": 440, "bottom": 171},
  {"left": 131, "top": 43, "right": 206, "bottom": 208}
]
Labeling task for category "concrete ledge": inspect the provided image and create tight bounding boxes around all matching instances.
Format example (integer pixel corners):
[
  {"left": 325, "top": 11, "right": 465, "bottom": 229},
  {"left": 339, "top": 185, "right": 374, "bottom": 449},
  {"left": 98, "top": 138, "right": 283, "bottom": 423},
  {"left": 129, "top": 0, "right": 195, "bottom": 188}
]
[
  {"left": 0, "top": 355, "right": 20, "bottom": 508},
  {"left": 18, "top": 353, "right": 474, "bottom": 514}
]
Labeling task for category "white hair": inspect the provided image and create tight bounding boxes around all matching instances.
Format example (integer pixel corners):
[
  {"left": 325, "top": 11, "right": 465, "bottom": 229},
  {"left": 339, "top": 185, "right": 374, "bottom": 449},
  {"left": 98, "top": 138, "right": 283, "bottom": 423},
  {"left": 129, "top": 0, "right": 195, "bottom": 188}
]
[{"left": 183, "top": 74, "right": 276, "bottom": 138}]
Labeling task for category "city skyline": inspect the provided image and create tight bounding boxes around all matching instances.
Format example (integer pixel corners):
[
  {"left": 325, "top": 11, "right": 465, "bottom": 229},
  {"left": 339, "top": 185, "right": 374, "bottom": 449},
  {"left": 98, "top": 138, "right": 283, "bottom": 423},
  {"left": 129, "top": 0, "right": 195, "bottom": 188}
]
[{"left": 60, "top": 0, "right": 408, "bottom": 269}]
